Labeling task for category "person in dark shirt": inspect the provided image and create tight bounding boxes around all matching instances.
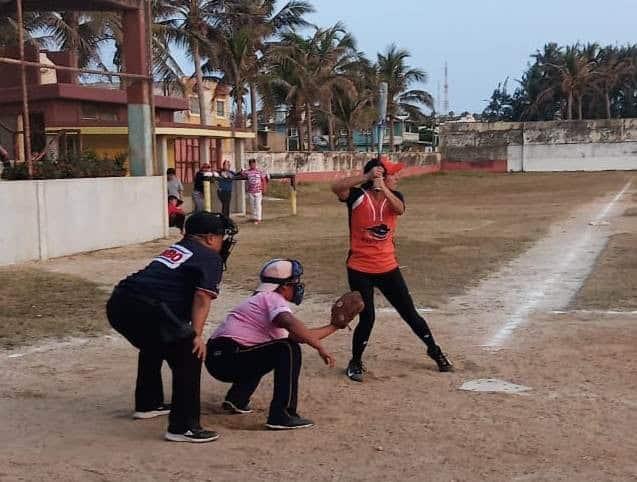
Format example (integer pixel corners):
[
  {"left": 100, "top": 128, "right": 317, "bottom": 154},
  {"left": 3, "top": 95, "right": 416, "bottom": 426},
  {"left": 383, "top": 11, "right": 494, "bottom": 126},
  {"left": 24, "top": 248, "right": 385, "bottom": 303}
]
[
  {"left": 216, "top": 160, "right": 236, "bottom": 218},
  {"left": 106, "top": 211, "right": 238, "bottom": 443}
]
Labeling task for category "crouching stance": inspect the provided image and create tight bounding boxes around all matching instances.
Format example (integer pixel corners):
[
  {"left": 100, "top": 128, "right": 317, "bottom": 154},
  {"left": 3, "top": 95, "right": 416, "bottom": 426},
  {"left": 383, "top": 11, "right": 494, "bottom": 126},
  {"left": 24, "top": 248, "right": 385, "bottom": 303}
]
[
  {"left": 107, "top": 212, "right": 238, "bottom": 443},
  {"left": 205, "top": 259, "right": 344, "bottom": 430}
]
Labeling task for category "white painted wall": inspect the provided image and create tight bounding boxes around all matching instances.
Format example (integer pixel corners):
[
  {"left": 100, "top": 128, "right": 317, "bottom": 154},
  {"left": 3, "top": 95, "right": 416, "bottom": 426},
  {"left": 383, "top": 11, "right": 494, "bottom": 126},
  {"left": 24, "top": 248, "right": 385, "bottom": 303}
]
[
  {"left": 519, "top": 142, "right": 637, "bottom": 172},
  {"left": 0, "top": 176, "right": 167, "bottom": 266},
  {"left": 506, "top": 145, "right": 524, "bottom": 172},
  {"left": 0, "top": 181, "right": 41, "bottom": 265}
]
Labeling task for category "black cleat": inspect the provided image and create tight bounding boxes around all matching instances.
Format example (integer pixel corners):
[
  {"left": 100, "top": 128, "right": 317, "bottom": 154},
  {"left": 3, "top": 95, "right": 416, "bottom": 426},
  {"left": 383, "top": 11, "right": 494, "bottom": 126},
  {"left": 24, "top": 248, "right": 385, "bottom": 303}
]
[
  {"left": 222, "top": 399, "right": 254, "bottom": 414},
  {"left": 266, "top": 412, "right": 315, "bottom": 430},
  {"left": 164, "top": 428, "right": 220, "bottom": 443},
  {"left": 427, "top": 346, "right": 454, "bottom": 372},
  {"left": 346, "top": 359, "right": 366, "bottom": 382},
  {"left": 133, "top": 403, "right": 171, "bottom": 420}
]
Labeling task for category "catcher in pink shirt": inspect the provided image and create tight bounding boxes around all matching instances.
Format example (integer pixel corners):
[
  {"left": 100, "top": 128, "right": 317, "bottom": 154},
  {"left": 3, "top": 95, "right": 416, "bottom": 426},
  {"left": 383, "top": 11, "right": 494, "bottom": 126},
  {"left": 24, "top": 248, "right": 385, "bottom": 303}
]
[{"left": 205, "top": 259, "right": 344, "bottom": 430}]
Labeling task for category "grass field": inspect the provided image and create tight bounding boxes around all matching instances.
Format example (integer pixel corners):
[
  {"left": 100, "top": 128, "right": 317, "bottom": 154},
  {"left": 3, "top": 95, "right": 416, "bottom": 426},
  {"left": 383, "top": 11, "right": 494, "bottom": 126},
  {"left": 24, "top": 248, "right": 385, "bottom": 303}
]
[{"left": 1, "top": 171, "right": 633, "bottom": 348}]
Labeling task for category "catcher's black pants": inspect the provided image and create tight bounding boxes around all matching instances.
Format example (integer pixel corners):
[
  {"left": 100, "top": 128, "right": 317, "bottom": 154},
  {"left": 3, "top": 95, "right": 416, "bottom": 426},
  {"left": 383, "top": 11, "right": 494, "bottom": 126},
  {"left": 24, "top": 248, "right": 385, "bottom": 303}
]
[
  {"left": 347, "top": 267, "right": 437, "bottom": 362},
  {"left": 106, "top": 288, "right": 202, "bottom": 434},
  {"left": 205, "top": 337, "right": 301, "bottom": 418}
]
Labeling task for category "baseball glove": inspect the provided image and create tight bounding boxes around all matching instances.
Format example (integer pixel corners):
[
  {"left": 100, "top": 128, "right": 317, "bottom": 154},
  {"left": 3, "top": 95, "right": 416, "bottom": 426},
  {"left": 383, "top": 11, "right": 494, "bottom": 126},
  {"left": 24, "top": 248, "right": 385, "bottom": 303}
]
[{"left": 330, "top": 291, "right": 365, "bottom": 329}]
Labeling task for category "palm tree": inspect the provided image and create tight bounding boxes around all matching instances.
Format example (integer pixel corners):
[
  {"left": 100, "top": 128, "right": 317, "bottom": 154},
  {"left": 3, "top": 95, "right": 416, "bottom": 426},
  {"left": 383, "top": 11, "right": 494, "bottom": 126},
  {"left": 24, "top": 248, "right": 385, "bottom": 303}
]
[
  {"left": 549, "top": 45, "right": 597, "bottom": 120},
  {"left": 332, "top": 55, "right": 376, "bottom": 150},
  {"left": 203, "top": 0, "right": 313, "bottom": 138},
  {"left": 268, "top": 24, "right": 357, "bottom": 151},
  {"left": 204, "top": 23, "right": 254, "bottom": 127},
  {"left": 376, "top": 44, "right": 433, "bottom": 150},
  {"left": 593, "top": 46, "right": 634, "bottom": 118},
  {"left": 158, "top": 0, "right": 222, "bottom": 161}
]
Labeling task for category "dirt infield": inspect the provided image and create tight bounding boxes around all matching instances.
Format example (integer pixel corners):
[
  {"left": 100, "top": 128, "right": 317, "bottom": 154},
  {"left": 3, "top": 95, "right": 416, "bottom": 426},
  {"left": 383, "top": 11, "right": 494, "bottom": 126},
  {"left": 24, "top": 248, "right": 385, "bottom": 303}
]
[{"left": 1, "top": 172, "right": 636, "bottom": 481}]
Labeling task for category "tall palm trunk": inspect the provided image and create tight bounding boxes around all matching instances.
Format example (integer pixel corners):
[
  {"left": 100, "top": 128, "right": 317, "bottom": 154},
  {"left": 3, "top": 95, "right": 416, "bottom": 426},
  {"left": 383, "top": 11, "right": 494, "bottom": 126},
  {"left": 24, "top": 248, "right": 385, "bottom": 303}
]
[
  {"left": 235, "top": 94, "right": 244, "bottom": 128},
  {"left": 327, "top": 101, "right": 335, "bottom": 150},
  {"left": 296, "top": 118, "right": 303, "bottom": 152},
  {"left": 250, "top": 82, "right": 258, "bottom": 150},
  {"left": 63, "top": 12, "right": 79, "bottom": 84},
  {"left": 567, "top": 92, "right": 573, "bottom": 120},
  {"left": 348, "top": 126, "right": 354, "bottom": 151},
  {"left": 193, "top": 39, "right": 210, "bottom": 164},
  {"left": 577, "top": 96, "right": 583, "bottom": 120},
  {"left": 605, "top": 91, "right": 612, "bottom": 119},
  {"left": 388, "top": 105, "right": 395, "bottom": 152},
  {"left": 305, "top": 102, "right": 313, "bottom": 152}
]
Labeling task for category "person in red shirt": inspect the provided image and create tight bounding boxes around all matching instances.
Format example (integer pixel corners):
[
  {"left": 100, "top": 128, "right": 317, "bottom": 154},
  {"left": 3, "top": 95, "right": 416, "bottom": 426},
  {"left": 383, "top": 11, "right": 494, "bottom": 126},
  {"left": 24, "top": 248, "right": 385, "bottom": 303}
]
[
  {"left": 168, "top": 195, "right": 186, "bottom": 234},
  {"left": 331, "top": 158, "right": 453, "bottom": 382}
]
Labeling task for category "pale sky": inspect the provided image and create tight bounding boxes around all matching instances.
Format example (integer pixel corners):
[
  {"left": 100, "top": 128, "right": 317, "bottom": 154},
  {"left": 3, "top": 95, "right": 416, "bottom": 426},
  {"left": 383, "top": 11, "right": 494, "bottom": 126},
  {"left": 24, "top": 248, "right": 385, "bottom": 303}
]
[{"left": 166, "top": 0, "right": 637, "bottom": 114}]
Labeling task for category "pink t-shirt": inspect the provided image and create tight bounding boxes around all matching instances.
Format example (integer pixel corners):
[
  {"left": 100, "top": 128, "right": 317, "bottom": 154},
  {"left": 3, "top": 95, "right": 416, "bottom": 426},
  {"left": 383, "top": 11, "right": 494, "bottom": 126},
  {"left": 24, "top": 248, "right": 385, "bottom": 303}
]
[
  {"left": 210, "top": 291, "right": 291, "bottom": 346},
  {"left": 245, "top": 168, "right": 266, "bottom": 194}
]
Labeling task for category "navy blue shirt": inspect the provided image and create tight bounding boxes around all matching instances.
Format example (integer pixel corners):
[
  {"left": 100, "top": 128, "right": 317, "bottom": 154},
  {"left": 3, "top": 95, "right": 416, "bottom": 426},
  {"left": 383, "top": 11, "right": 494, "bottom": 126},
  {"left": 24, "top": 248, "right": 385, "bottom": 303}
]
[
  {"left": 118, "top": 238, "right": 223, "bottom": 320},
  {"left": 217, "top": 170, "right": 235, "bottom": 192}
]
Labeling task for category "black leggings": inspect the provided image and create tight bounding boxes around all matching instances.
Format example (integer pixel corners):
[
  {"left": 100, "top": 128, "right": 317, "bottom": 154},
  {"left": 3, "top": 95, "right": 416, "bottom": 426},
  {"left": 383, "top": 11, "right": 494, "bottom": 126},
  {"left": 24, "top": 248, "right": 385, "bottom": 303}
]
[
  {"left": 205, "top": 337, "right": 302, "bottom": 418},
  {"left": 347, "top": 267, "right": 437, "bottom": 362}
]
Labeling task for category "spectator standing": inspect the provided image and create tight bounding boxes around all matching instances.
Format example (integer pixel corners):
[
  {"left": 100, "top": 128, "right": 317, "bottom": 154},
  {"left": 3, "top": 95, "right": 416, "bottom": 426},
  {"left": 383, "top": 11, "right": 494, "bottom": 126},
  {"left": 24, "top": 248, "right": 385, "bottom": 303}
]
[
  {"left": 217, "top": 160, "right": 236, "bottom": 218},
  {"left": 242, "top": 158, "right": 268, "bottom": 224},
  {"left": 166, "top": 168, "right": 184, "bottom": 201}
]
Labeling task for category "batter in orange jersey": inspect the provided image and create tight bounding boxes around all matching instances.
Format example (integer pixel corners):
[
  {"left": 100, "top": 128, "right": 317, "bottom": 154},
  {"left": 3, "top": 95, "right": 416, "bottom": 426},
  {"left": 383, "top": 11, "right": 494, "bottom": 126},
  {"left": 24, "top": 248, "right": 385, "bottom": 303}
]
[{"left": 332, "top": 158, "right": 453, "bottom": 382}]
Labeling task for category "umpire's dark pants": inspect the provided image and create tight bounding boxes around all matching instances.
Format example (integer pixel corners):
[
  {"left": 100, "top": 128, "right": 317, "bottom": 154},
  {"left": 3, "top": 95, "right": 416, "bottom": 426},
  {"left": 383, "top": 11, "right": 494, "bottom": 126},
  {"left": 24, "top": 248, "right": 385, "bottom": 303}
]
[
  {"left": 347, "top": 267, "right": 437, "bottom": 362},
  {"left": 205, "top": 337, "right": 301, "bottom": 419},
  {"left": 106, "top": 288, "right": 202, "bottom": 434}
]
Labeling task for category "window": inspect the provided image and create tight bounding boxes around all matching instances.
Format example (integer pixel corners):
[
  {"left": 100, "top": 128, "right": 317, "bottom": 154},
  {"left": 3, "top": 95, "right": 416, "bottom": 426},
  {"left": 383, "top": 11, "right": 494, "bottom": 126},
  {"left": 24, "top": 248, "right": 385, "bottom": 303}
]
[
  {"left": 216, "top": 100, "right": 225, "bottom": 117},
  {"left": 81, "top": 103, "right": 98, "bottom": 120},
  {"left": 189, "top": 96, "right": 200, "bottom": 115},
  {"left": 288, "top": 127, "right": 298, "bottom": 138},
  {"left": 81, "top": 103, "right": 118, "bottom": 121},
  {"left": 339, "top": 128, "right": 348, "bottom": 137}
]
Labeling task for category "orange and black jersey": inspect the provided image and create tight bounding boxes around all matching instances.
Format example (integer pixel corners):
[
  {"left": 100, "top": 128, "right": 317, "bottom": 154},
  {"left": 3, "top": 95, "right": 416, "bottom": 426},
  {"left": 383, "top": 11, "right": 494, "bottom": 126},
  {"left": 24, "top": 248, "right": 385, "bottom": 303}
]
[{"left": 342, "top": 187, "right": 405, "bottom": 274}]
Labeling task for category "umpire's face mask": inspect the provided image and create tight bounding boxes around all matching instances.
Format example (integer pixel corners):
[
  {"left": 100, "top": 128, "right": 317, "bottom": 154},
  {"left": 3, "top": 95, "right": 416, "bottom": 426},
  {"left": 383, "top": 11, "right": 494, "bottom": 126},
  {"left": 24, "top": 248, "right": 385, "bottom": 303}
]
[{"left": 219, "top": 234, "right": 236, "bottom": 270}]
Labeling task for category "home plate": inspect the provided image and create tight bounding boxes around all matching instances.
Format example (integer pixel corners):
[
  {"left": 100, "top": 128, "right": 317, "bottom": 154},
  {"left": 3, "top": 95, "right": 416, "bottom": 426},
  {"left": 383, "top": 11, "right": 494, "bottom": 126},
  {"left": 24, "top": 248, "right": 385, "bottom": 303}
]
[{"left": 459, "top": 379, "right": 532, "bottom": 394}]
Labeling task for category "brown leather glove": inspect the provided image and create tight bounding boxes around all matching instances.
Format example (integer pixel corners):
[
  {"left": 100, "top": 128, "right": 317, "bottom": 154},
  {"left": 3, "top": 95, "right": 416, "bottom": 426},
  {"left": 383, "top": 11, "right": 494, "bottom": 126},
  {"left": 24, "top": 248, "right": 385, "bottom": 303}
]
[{"left": 330, "top": 291, "right": 365, "bottom": 329}]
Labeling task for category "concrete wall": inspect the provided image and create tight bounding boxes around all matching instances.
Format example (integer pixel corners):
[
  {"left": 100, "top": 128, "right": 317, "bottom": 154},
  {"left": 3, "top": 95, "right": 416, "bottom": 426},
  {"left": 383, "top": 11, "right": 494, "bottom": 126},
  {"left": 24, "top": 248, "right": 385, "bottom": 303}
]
[
  {"left": 440, "top": 119, "right": 637, "bottom": 172},
  {"left": 0, "top": 176, "right": 166, "bottom": 266},
  {"left": 245, "top": 151, "right": 441, "bottom": 181}
]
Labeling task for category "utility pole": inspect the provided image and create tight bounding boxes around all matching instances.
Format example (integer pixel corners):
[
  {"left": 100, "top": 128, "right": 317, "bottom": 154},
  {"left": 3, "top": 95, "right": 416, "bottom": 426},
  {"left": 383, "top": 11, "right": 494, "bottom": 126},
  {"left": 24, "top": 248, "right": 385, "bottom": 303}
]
[{"left": 443, "top": 61, "right": 449, "bottom": 115}]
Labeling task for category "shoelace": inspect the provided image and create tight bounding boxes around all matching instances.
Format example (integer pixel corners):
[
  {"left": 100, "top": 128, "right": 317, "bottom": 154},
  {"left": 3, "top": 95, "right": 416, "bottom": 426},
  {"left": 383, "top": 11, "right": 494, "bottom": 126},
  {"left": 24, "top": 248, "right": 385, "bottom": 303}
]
[{"left": 350, "top": 361, "right": 367, "bottom": 373}]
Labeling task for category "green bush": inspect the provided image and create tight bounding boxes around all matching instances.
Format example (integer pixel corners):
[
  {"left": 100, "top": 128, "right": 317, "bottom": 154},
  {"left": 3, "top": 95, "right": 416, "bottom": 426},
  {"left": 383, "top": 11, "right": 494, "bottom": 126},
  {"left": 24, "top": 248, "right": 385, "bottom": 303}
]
[{"left": 1, "top": 151, "right": 127, "bottom": 180}]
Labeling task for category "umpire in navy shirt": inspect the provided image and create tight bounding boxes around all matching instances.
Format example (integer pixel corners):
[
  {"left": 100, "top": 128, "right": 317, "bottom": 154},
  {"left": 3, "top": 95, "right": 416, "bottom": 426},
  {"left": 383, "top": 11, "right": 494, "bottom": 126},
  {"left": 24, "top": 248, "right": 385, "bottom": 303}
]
[{"left": 106, "top": 211, "right": 238, "bottom": 443}]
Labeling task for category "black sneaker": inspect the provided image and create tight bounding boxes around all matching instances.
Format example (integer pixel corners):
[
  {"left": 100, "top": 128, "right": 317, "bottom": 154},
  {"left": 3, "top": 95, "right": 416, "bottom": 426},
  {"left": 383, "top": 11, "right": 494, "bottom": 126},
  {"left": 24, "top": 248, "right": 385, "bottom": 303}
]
[
  {"left": 265, "top": 412, "right": 315, "bottom": 430},
  {"left": 346, "top": 359, "right": 366, "bottom": 382},
  {"left": 222, "top": 399, "right": 254, "bottom": 414},
  {"left": 133, "top": 403, "right": 171, "bottom": 420},
  {"left": 164, "top": 428, "right": 220, "bottom": 443},
  {"left": 427, "top": 346, "right": 454, "bottom": 372}
]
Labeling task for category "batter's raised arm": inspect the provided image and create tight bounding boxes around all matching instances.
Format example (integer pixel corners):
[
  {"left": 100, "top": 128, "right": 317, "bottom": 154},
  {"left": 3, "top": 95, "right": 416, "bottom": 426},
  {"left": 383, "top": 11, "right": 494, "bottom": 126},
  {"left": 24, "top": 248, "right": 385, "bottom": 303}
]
[{"left": 331, "top": 167, "right": 381, "bottom": 201}]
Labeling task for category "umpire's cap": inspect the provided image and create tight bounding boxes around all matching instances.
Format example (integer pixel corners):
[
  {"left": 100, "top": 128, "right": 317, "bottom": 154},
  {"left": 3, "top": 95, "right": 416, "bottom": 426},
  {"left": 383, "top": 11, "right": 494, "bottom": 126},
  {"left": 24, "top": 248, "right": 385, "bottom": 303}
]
[{"left": 185, "top": 212, "right": 238, "bottom": 236}]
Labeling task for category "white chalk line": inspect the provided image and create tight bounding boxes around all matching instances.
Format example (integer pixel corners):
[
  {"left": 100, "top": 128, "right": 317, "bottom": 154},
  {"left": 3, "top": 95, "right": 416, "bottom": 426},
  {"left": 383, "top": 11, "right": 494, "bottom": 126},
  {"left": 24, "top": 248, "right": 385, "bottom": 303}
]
[
  {"left": 2, "top": 334, "right": 121, "bottom": 360},
  {"left": 550, "top": 310, "right": 637, "bottom": 315},
  {"left": 484, "top": 180, "right": 633, "bottom": 349}
]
